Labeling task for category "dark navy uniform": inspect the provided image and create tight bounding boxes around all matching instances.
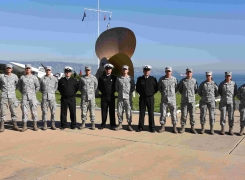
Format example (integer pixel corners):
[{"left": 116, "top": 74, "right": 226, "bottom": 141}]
[
  {"left": 58, "top": 74, "right": 78, "bottom": 129},
  {"left": 136, "top": 68, "right": 158, "bottom": 132}
]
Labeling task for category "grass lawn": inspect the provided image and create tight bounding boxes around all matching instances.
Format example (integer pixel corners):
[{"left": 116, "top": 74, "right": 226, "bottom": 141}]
[{"left": 15, "top": 90, "right": 201, "bottom": 113}]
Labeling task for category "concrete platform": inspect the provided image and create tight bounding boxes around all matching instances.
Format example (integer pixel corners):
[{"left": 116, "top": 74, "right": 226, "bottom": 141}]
[{"left": 0, "top": 107, "right": 245, "bottom": 179}]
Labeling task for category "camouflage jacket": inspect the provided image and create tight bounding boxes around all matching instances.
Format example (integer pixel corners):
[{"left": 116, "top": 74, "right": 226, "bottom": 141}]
[
  {"left": 178, "top": 78, "right": 198, "bottom": 103},
  {"left": 19, "top": 74, "right": 40, "bottom": 100},
  {"left": 158, "top": 76, "right": 178, "bottom": 102},
  {"left": 218, "top": 80, "right": 237, "bottom": 104},
  {"left": 40, "top": 75, "right": 58, "bottom": 100},
  {"left": 237, "top": 84, "right": 245, "bottom": 105},
  {"left": 0, "top": 73, "right": 18, "bottom": 98},
  {"left": 198, "top": 80, "right": 219, "bottom": 103},
  {"left": 116, "top": 75, "right": 135, "bottom": 100},
  {"left": 79, "top": 75, "right": 98, "bottom": 100}
]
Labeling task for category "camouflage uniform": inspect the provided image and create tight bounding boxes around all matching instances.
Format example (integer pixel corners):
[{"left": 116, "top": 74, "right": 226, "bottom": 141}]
[
  {"left": 0, "top": 73, "right": 19, "bottom": 122},
  {"left": 158, "top": 75, "right": 178, "bottom": 125},
  {"left": 237, "top": 84, "right": 245, "bottom": 128},
  {"left": 198, "top": 78, "right": 219, "bottom": 126},
  {"left": 19, "top": 74, "right": 40, "bottom": 122},
  {"left": 40, "top": 75, "right": 58, "bottom": 122},
  {"left": 178, "top": 74, "right": 198, "bottom": 126},
  {"left": 116, "top": 75, "right": 135, "bottom": 123},
  {"left": 218, "top": 78, "right": 237, "bottom": 127},
  {"left": 79, "top": 74, "right": 98, "bottom": 122}
]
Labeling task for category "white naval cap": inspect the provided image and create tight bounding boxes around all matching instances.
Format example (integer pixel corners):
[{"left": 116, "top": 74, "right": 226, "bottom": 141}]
[
  {"left": 122, "top": 65, "right": 129, "bottom": 70},
  {"left": 5, "top": 64, "right": 13, "bottom": 68},
  {"left": 142, "top": 65, "right": 152, "bottom": 70},
  {"left": 104, "top": 63, "right": 114, "bottom": 69},
  {"left": 225, "top": 71, "right": 232, "bottom": 76},
  {"left": 165, "top": 67, "right": 172, "bottom": 71},
  {"left": 206, "top": 71, "right": 212, "bottom": 76},
  {"left": 45, "top": 66, "right": 52, "bottom": 70},
  {"left": 25, "top": 64, "right": 32, "bottom": 68},
  {"left": 64, "top": 66, "right": 73, "bottom": 71},
  {"left": 85, "top": 66, "right": 91, "bottom": 71}
]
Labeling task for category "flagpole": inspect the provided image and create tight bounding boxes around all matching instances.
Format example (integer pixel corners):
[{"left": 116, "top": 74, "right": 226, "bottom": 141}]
[{"left": 84, "top": 1, "right": 112, "bottom": 69}]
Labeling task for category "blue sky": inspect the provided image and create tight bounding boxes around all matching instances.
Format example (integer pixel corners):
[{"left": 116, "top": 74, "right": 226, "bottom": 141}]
[{"left": 0, "top": 0, "right": 244, "bottom": 68}]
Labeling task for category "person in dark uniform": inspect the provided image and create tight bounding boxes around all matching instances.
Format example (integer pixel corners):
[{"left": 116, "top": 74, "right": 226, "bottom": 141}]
[
  {"left": 136, "top": 65, "right": 158, "bottom": 133},
  {"left": 98, "top": 63, "right": 117, "bottom": 129},
  {"left": 58, "top": 66, "right": 79, "bottom": 130}
]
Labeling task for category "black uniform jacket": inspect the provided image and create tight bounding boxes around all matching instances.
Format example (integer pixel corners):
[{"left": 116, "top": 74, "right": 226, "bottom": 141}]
[
  {"left": 136, "top": 75, "right": 158, "bottom": 97},
  {"left": 58, "top": 77, "right": 79, "bottom": 98},
  {"left": 98, "top": 74, "right": 117, "bottom": 101}
]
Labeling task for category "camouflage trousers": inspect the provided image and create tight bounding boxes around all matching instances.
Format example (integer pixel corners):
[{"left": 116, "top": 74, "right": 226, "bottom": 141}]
[
  {"left": 160, "top": 101, "right": 178, "bottom": 125},
  {"left": 199, "top": 100, "right": 215, "bottom": 126},
  {"left": 239, "top": 104, "right": 245, "bottom": 127},
  {"left": 219, "top": 102, "right": 234, "bottom": 127},
  {"left": 21, "top": 98, "right": 38, "bottom": 122},
  {"left": 41, "top": 99, "right": 56, "bottom": 122},
  {"left": 81, "top": 99, "right": 95, "bottom": 122},
  {"left": 117, "top": 99, "right": 132, "bottom": 123},
  {"left": 0, "top": 97, "right": 18, "bottom": 122},
  {"left": 181, "top": 102, "right": 196, "bottom": 126}
]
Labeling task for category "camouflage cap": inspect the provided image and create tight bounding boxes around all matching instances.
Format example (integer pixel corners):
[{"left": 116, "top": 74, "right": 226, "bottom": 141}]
[
  {"left": 45, "top": 66, "right": 52, "bottom": 70},
  {"left": 122, "top": 65, "right": 129, "bottom": 70},
  {"left": 104, "top": 63, "right": 114, "bottom": 69},
  {"left": 85, "top": 66, "right": 91, "bottom": 71},
  {"left": 186, "top": 68, "right": 193, "bottom": 72},
  {"left": 206, "top": 71, "right": 212, "bottom": 76},
  {"left": 5, "top": 64, "right": 13, "bottom": 69},
  {"left": 25, "top": 64, "right": 32, "bottom": 68},
  {"left": 165, "top": 67, "right": 172, "bottom": 71},
  {"left": 225, "top": 71, "right": 232, "bottom": 76}
]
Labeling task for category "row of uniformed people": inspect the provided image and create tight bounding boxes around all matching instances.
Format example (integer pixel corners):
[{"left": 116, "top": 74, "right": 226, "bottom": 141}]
[{"left": 0, "top": 63, "right": 244, "bottom": 136}]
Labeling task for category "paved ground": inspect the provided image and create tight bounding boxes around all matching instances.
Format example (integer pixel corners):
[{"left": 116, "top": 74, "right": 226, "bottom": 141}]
[{"left": 0, "top": 106, "right": 245, "bottom": 180}]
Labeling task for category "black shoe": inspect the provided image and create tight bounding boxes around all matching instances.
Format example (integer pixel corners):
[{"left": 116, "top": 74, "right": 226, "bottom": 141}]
[
  {"left": 136, "top": 128, "right": 143, "bottom": 132},
  {"left": 99, "top": 124, "right": 106, "bottom": 130},
  {"left": 70, "top": 127, "right": 76, "bottom": 130},
  {"left": 60, "top": 127, "right": 65, "bottom": 130},
  {"left": 150, "top": 129, "right": 155, "bottom": 133}
]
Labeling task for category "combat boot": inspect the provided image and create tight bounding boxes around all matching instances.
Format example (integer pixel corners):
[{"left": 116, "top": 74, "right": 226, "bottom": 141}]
[
  {"left": 179, "top": 125, "right": 185, "bottom": 133},
  {"left": 33, "top": 121, "right": 38, "bottom": 131},
  {"left": 20, "top": 122, "right": 27, "bottom": 132},
  {"left": 114, "top": 123, "right": 122, "bottom": 131},
  {"left": 158, "top": 124, "right": 165, "bottom": 133},
  {"left": 12, "top": 121, "right": 21, "bottom": 131},
  {"left": 229, "top": 126, "right": 234, "bottom": 136},
  {"left": 91, "top": 122, "right": 95, "bottom": 130},
  {"left": 51, "top": 121, "right": 56, "bottom": 130},
  {"left": 78, "top": 121, "right": 86, "bottom": 130},
  {"left": 210, "top": 125, "right": 214, "bottom": 135},
  {"left": 172, "top": 124, "right": 178, "bottom": 134},
  {"left": 220, "top": 126, "right": 225, "bottom": 135},
  {"left": 43, "top": 121, "right": 47, "bottom": 130},
  {"left": 0, "top": 121, "right": 4, "bottom": 132},
  {"left": 200, "top": 124, "right": 205, "bottom": 134},
  {"left": 190, "top": 126, "right": 197, "bottom": 134},
  {"left": 127, "top": 122, "right": 133, "bottom": 131},
  {"left": 239, "top": 126, "right": 244, "bottom": 136}
]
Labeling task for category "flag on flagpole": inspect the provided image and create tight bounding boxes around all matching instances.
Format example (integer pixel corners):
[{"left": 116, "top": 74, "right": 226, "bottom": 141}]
[
  {"left": 82, "top": 11, "right": 86, "bottom": 21},
  {"left": 109, "top": 14, "right": 112, "bottom": 21},
  {"left": 104, "top": 15, "right": 106, "bottom": 20},
  {"left": 79, "top": 70, "right": 82, "bottom": 75},
  {"left": 107, "top": 22, "right": 110, "bottom": 30}
]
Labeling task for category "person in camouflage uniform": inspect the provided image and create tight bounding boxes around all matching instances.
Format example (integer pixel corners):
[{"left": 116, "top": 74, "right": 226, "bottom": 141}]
[
  {"left": 18, "top": 64, "right": 40, "bottom": 132},
  {"left": 198, "top": 71, "right": 219, "bottom": 135},
  {"left": 178, "top": 68, "right": 198, "bottom": 134},
  {"left": 158, "top": 67, "right": 178, "bottom": 133},
  {"left": 218, "top": 71, "right": 237, "bottom": 135},
  {"left": 114, "top": 65, "right": 135, "bottom": 131},
  {"left": 237, "top": 82, "right": 245, "bottom": 136},
  {"left": 0, "top": 64, "right": 20, "bottom": 132},
  {"left": 79, "top": 66, "right": 98, "bottom": 130},
  {"left": 40, "top": 66, "right": 58, "bottom": 130}
]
